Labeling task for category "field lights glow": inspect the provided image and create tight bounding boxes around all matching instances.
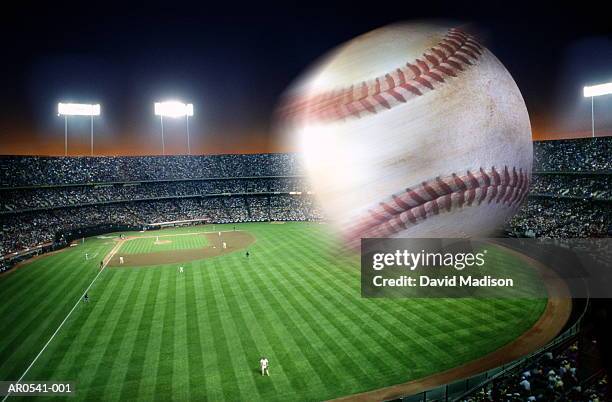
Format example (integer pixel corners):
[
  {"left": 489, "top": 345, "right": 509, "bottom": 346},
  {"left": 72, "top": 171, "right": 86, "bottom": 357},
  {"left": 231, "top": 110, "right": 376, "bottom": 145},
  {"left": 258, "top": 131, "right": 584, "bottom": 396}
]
[
  {"left": 57, "top": 103, "right": 101, "bottom": 116},
  {"left": 583, "top": 82, "right": 612, "bottom": 98},
  {"left": 583, "top": 81, "right": 612, "bottom": 138},
  {"left": 154, "top": 101, "right": 194, "bottom": 118}
]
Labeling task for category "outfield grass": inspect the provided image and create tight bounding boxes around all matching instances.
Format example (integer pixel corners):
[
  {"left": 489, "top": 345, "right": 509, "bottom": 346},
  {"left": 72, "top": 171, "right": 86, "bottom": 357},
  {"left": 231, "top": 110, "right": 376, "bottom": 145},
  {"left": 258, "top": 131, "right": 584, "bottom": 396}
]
[{"left": 0, "top": 222, "right": 547, "bottom": 401}]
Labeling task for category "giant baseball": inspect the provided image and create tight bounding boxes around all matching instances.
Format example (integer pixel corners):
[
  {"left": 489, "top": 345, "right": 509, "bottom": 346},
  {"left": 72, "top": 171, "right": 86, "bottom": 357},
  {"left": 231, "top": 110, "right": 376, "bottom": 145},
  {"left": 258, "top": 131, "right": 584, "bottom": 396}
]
[{"left": 278, "top": 23, "right": 532, "bottom": 245}]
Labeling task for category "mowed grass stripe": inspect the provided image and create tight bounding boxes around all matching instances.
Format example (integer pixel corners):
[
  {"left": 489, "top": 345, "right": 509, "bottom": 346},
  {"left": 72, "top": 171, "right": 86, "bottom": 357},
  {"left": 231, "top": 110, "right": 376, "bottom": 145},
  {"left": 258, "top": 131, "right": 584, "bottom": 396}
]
[
  {"left": 153, "top": 269, "right": 177, "bottom": 401},
  {"left": 183, "top": 264, "right": 210, "bottom": 401},
  {"left": 0, "top": 254, "right": 68, "bottom": 300},
  {"left": 244, "top": 256, "right": 370, "bottom": 391},
  {"left": 0, "top": 240, "right": 109, "bottom": 321},
  {"left": 398, "top": 300, "right": 490, "bottom": 355},
  {"left": 198, "top": 262, "right": 243, "bottom": 401},
  {"left": 281, "top": 239, "right": 449, "bottom": 369},
  {"left": 0, "top": 238, "right": 107, "bottom": 298},
  {"left": 228, "top": 258, "right": 320, "bottom": 396},
  {"left": 271, "top": 261, "right": 433, "bottom": 385},
  {"left": 0, "top": 251, "right": 94, "bottom": 330},
  {"left": 82, "top": 270, "right": 146, "bottom": 400},
  {"left": 172, "top": 266, "right": 190, "bottom": 402},
  {"left": 286, "top": 234, "right": 529, "bottom": 376},
  {"left": 117, "top": 268, "right": 163, "bottom": 401},
  {"left": 288, "top": 233, "right": 479, "bottom": 350},
  {"left": 213, "top": 258, "right": 285, "bottom": 399},
  {"left": 133, "top": 268, "right": 170, "bottom": 401},
  {"left": 0, "top": 255, "right": 102, "bottom": 379},
  {"left": 238, "top": 255, "right": 344, "bottom": 396},
  {"left": 104, "top": 270, "right": 160, "bottom": 401},
  {"left": 256, "top": 260, "right": 382, "bottom": 389},
  {"left": 206, "top": 258, "right": 263, "bottom": 401},
  {"left": 42, "top": 269, "right": 128, "bottom": 385},
  {"left": 189, "top": 262, "right": 224, "bottom": 402},
  {"left": 255, "top": 255, "right": 400, "bottom": 380},
  {"left": 219, "top": 258, "right": 305, "bottom": 398},
  {"left": 269, "top": 228, "right": 545, "bottom": 379},
  {"left": 24, "top": 268, "right": 121, "bottom": 381},
  {"left": 253, "top": 228, "right": 444, "bottom": 372}
]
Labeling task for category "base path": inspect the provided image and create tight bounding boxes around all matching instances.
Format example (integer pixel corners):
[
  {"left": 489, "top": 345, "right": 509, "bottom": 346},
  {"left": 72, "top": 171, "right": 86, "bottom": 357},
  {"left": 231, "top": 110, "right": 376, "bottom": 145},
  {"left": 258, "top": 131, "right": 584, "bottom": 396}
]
[{"left": 108, "top": 231, "right": 256, "bottom": 267}]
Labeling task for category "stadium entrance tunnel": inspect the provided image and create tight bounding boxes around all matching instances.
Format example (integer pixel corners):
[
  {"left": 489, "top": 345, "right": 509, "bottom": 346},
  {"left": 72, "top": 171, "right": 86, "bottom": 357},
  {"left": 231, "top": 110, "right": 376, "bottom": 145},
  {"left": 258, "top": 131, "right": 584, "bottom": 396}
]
[{"left": 108, "top": 231, "right": 256, "bottom": 267}]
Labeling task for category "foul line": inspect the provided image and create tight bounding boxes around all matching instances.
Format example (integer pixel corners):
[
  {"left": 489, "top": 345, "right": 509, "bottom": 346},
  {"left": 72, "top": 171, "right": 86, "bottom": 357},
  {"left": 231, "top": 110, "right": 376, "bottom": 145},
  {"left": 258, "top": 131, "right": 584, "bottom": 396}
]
[{"left": 1, "top": 240, "right": 123, "bottom": 402}]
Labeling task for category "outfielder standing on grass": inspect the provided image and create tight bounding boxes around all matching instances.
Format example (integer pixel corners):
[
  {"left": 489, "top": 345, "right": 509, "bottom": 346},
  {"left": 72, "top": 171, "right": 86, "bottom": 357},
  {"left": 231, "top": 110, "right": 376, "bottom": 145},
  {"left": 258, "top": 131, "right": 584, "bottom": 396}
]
[{"left": 259, "top": 356, "right": 269, "bottom": 376}]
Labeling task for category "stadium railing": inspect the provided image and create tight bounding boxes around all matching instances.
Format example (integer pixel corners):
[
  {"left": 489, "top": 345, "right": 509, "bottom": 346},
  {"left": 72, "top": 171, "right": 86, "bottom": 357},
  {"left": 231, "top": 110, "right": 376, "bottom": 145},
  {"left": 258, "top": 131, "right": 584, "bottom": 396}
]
[{"left": 388, "top": 294, "right": 590, "bottom": 402}]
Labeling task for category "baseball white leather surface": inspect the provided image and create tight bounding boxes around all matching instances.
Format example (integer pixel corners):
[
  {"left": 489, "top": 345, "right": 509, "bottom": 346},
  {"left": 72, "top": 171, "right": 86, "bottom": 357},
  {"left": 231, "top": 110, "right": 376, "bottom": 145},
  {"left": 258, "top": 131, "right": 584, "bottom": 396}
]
[{"left": 278, "top": 23, "right": 532, "bottom": 244}]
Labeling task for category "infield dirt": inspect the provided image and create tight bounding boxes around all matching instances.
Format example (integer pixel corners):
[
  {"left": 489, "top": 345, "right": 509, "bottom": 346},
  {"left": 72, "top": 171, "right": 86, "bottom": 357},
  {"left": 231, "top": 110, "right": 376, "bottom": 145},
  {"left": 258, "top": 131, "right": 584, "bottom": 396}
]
[{"left": 108, "top": 231, "right": 256, "bottom": 267}]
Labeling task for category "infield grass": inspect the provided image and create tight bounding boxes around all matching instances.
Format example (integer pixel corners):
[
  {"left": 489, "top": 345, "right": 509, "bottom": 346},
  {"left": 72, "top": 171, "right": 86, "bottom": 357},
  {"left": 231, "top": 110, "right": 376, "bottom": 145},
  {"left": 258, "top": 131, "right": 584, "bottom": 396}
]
[
  {"left": 118, "top": 233, "right": 208, "bottom": 255},
  {"left": 0, "top": 222, "right": 547, "bottom": 401}
]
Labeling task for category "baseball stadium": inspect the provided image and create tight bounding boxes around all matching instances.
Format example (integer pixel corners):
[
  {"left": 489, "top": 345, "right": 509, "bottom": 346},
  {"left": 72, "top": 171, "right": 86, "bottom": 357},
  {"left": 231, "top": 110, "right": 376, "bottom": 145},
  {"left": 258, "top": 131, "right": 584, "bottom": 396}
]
[
  {"left": 2, "top": 6, "right": 612, "bottom": 402},
  {"left": 1, "top": 137, "right": 610, "bottom": 401}
]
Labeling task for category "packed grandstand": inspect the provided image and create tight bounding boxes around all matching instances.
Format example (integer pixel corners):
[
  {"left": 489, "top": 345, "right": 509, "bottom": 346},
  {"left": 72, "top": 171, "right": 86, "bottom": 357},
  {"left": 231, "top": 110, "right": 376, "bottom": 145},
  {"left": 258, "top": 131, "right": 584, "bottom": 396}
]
[
  {"left": 1, "top": 137, "right": 611, "bottom": 402},
  {"left": 1, "top": 137, "right": 610, "bottom": 273}
]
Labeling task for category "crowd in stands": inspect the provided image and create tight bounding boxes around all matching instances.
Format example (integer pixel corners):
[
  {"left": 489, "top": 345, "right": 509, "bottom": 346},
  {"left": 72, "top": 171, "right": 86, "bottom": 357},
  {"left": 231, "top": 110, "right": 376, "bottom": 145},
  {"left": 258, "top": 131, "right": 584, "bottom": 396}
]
[
  {"left": 460, "top": 339, "right": 608, "bottom": 402},
  {"left": 0, "top": 137, "right": 608, "bottom": 188},
  {"left": 507, "top": 198, "right": 610, "bottom": 238},
  {"left": 0, "top": 195, "right": 321, "bottom": 262},
  {"left": 1, "top": 137, "right": 610, "bottom": 267},
  {"left": 1, "top": 177, "right": 310, "bottom": 213},
  {"left": 532, "top": 137, "right": 611, "bottom": 172},
  {"left": 529, "top": 174, "right": 611, "bottom": 200},
  {"left": 0, "top": 153, "right": 301, "bottom": 187}
]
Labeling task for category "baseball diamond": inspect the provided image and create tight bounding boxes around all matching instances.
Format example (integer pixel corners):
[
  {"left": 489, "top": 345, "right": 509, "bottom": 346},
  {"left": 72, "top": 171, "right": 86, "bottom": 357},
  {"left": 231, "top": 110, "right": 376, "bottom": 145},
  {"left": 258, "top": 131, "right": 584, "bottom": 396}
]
[{"left": 0, "top": 222, "right": 569, "bottom": 401}]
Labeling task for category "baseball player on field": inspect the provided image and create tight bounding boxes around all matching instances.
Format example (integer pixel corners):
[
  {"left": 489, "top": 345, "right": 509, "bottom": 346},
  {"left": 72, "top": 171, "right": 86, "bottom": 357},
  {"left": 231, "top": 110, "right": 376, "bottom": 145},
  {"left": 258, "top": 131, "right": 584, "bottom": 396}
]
[{"left": 259, "top": 357, "right": 269, "bottom": 376}]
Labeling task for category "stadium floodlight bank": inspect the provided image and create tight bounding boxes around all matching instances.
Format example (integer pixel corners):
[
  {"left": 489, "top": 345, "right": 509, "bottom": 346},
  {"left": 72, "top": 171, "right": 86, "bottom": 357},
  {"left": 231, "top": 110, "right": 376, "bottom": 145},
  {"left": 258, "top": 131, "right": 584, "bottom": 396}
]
[
  {"left": 583, "top": 82, "right": 612, "bottom": 138},
  {"left": 57, "top": 103, "right": 101, "bottom": 116},
  {"left": 154, "top": 101, "right": 194, "bottom": 156},
  {"left": 57, "top": 103, "right": 101, "bottom": 157}
]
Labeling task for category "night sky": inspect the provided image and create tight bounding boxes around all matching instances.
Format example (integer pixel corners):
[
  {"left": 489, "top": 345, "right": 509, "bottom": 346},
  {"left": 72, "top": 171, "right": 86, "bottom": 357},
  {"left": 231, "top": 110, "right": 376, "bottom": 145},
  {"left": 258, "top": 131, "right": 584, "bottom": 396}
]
[{"left": 1, "top": 4, "right": 611, "bottom": 156}]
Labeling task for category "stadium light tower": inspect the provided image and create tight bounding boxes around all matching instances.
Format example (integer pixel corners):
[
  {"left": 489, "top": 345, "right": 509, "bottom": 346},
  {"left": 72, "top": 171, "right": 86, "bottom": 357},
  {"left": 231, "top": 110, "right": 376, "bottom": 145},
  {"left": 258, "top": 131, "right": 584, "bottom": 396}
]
[
  {"left": 57, "top": 103, "right": 101, "bottom": 156},
  {"left": 583, "top": 82, "right": 612, "bottom": 138},
  {"left": 154, "top": 101, "right": 194, "bottom": 155}
]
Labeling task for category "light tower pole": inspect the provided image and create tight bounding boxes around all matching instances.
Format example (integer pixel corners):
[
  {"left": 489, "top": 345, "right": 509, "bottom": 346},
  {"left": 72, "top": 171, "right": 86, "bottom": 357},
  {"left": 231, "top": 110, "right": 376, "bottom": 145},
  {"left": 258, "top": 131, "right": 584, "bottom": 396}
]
[
  {"left": 160, "top": 115, "right": 165, "bottom": 155},
  {"left": 154, "top": 101, "right": 194, "bottom": 155},
  {"left": 64, "top": 116, "right": 68, "bottom": 156},
  {"left": 186, "top": 114, "right": 191, "bottom": 155},
  {"left": 58, "top": 103, "right": 101, "bottom": 156}
]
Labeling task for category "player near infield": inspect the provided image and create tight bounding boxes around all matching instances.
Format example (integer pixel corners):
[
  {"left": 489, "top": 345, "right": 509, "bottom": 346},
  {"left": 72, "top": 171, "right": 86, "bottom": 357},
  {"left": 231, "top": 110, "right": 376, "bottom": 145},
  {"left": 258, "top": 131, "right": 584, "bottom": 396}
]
[{"left": 259, "top": 356, "right": 270, "bottom": 376}]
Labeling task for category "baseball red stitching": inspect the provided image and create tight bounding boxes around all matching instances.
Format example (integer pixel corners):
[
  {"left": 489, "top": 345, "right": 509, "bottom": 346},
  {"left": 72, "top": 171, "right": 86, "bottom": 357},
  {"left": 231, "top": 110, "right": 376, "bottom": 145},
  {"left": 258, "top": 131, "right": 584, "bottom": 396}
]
[
  {"left": 280, "top": 28, "right": 483, "bottom": 123},
  {"left": 346, "top": 166, "right": 530, "bottom": 243}
]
